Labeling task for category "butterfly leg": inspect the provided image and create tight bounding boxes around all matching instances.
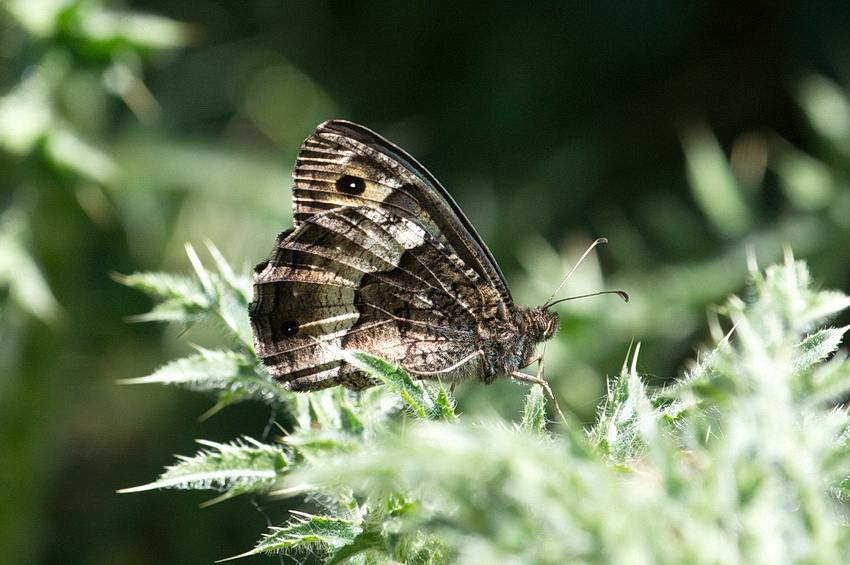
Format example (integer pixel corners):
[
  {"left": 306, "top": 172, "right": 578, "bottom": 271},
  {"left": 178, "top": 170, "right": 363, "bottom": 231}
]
[{"left": 510, "top": 356, "right": 566, "bottom": 423}]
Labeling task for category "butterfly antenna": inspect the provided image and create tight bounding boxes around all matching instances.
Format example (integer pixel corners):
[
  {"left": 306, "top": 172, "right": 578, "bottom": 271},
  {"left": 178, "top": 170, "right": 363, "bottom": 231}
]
[
  {"left": 543, "top": 238, "right": 628, "bottom": 307},
  {"left": 547, "top": 289, "right": 629, "bottom": 308}
]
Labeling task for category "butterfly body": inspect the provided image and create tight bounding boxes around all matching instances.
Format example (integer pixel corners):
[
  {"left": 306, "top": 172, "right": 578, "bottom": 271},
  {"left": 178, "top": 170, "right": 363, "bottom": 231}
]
[{"left": 249, "top": 121, "right": 559, "bottom": 392}]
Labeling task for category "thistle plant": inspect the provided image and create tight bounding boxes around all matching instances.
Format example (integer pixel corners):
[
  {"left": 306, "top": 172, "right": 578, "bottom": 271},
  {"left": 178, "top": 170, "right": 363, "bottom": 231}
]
[{"left": 120, "top": 246, "right": 850, "bottom": 564}]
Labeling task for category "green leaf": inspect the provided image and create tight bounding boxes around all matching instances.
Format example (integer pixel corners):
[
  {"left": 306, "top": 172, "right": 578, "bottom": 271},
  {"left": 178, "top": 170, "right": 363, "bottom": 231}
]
[
  {"left": 282, "top": 254, "right": 850, "bottom": 564},
  {"left": 0, "top": 209, "right": 63, "bottom": 323},
  {"left": 519, "top": 384, "right": 548, "bottom": 434},
  {"left": 801, "top": 352, "right": 850, "bottom": 407},
  {"left": 118, "top": 347, "right": 292, "bottom": 412},
  {"left": 118, "top": 438, "right": 287, "bottom": 499},
  {"left": 338, "top": 350, "right": 457, "bottom": 422},
  {"left": 114, "top": 243, "right": 253, "bottom": 346},
  {"left": 239, "top": 513, "right": 359, "bottom": 558},
  {"left": 794, "top": 326, "right": 849, "bottom": 371},
  {"left": 326, "top": 530, "right": 387, "bottom": 564},
  {"left": 120, "top": 248, "right": 850, "bottom": 564},
  {"left": 681, "top": 123, "right": 752, "bottom": 237},
  {"left": 589, "top": 347, "right": 647, "bottom": 463}
]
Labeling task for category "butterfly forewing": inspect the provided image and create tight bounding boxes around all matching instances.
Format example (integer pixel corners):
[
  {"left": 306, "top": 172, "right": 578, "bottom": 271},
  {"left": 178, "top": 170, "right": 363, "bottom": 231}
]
[{"left": 294, "top": 121, "right": 513, "bottom": 307}]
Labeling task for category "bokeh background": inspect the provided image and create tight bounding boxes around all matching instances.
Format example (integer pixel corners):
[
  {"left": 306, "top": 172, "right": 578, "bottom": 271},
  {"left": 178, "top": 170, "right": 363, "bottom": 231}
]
[{"left": 3, "top": 1, "right": 850, "bottom": 562}]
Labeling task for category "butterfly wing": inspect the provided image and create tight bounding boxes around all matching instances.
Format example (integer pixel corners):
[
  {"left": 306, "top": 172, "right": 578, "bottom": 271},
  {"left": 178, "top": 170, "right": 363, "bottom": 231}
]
[
  {"left": 293, "top": 120, "right": 515, "bottom": 309},
  {"left": 250, "top": 205, "right": 501, "bottom": 390}
]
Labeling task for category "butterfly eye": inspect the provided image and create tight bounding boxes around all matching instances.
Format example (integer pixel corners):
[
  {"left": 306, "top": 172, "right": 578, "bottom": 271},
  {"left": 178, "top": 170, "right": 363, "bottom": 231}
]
[
  {"left": 335, "top": 175, "right": 366, "bottom": 195},
  {"left": 536, "top": 315, "right": 557, "bottom": 340},
  {"left": 280, "top": 320, "right": 299, "bottom": 336},
  {"left": 542, "top": 315, "right": 559, "bottom": 339}
]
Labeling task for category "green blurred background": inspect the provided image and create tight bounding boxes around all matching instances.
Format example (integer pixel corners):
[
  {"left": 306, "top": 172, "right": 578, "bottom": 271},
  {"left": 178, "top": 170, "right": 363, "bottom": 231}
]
[{"left": 3, "top": 1, "right": 850, "bottom": 562}]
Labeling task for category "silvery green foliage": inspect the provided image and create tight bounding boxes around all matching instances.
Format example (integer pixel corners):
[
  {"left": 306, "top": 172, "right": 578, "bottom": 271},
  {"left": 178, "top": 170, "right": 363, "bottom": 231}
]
[{"left": 123, "top": 249, "right": 850, "bottom": 564}]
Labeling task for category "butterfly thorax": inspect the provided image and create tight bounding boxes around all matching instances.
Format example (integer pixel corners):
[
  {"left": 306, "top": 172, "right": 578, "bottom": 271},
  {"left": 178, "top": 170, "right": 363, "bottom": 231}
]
[{"left": 474, "top": 305, "right": 559, "bottom": 382}]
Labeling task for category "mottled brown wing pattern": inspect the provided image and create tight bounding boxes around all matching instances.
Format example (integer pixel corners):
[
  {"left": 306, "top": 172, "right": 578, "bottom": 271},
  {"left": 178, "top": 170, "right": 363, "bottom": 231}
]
[
  {"left": 250, "top": 120, "right": 564, "bottom": 394},
  {"left": 250, "top": 205, "right": 500, "bottom": 391},
  {"left": 293, "top": 121, "right": 513, "bottom": 308}
]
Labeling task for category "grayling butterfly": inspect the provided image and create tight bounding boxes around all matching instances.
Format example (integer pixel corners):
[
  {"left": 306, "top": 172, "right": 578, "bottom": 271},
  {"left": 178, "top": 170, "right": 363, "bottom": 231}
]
[{"left": 249, "top": 120, "right": 626, "bottom": 412}]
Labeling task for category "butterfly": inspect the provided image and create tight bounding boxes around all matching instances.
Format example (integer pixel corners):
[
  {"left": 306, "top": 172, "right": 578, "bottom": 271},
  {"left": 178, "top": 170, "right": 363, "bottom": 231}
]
[{"left": 249, "top": 120, "right": 623, "bottom": 406}]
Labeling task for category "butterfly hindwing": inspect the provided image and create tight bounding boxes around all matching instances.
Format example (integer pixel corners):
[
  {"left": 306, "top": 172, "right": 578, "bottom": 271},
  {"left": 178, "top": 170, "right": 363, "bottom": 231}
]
[{"left": 250, "top": 205, "right": 497, "bottom": 390}]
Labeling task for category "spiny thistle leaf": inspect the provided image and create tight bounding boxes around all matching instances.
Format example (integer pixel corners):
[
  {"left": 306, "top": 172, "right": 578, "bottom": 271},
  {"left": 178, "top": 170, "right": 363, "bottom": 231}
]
[
  {"left": 119, "top": 438, "right": 287, "bottom": 499},
  {"left": 325, "top": 531, "right": 396, "bottom": 565},
  {"left": 118, "top": 347, "right": 291, "bottom": 410},
  {"left": 518, "top": 384, "right": 548, "bottom": 434},
  {"left": 114, "top": 243, "right": 253, "bottom": 347},
  {"left": 794, "top": 326, "right": 849, "bottom": 371},
  {"left": 284, "top": 422, "right": 612, "bottom": 564},
  {"left": 744, "top": 250, "right": 850, "bottom": 335},
  {"left": 274, "top": 252, "right": 850, "bottom": 564},
  {"left": 288, "top": 386, "right": 397, "bottom": 437},
  {"left": 228, "top": 513, "right": 359, "bottom": 560},
  {"left": 590, "top": 346, "right": 648, "bottom": 464},
  {"left": 338, "top": 349, "right": 457, "bottom": 422},
  {"left": 185, "top": 243, "right": 253, "bottom": 345},
  {"left": 116, "top": 270, "right": 213, "bottom": 321},
  {"left": 121, "top": 245, "right": 850, "bottom": 564},
  {"left": 326, "top": 511, "right": 447, "bottom": 565}
]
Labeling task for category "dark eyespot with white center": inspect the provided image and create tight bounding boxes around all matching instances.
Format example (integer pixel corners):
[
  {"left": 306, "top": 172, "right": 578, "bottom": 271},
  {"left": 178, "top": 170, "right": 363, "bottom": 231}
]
[{"left": 335, "top": 175, "right": 366, "bottom": 195}]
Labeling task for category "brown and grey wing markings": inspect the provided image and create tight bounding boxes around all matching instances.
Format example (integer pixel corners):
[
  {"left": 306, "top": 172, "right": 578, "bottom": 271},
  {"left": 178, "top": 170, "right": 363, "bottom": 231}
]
[
  {"left": 249, "top": 120, "right": 569, "bottom": 396},
  {"left": 250, "top": 205, "right": 500, "bottom": 390},
  {"left": 292, "top": 120, "right": 514, "bottom": 309}
]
